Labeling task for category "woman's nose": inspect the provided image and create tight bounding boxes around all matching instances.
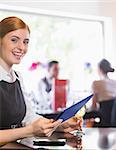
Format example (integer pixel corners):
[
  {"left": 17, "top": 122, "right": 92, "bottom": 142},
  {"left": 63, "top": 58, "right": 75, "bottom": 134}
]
[{"left": 17, "top": 42, "right": 25, "bottom": 51}]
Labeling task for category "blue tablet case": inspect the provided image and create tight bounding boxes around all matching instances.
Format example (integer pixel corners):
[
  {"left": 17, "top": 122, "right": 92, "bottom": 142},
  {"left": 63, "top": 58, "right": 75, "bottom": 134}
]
[{"left": 56, "top": 94, "right": 93, "bottom": 122}]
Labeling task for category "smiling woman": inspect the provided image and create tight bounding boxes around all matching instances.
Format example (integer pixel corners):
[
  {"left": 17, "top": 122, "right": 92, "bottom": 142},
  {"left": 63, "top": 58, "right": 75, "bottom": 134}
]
[
  {"left": 0, "top": 16, "right": 61, "bottom": 143},
  {"left": 0, "top": 16, "right": 81, "bottom": 145},
  {"left": 0, "top": 29, "right": 29, "bottom": 66},
  {"left": 0, "top": 17, "right": 30, "bottom": 68}
]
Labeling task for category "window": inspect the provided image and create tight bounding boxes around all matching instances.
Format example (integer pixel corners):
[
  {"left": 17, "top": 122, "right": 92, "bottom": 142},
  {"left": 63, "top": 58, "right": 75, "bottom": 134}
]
[{"left": 0, "top": 5, "right": 112, "bottom": 101}]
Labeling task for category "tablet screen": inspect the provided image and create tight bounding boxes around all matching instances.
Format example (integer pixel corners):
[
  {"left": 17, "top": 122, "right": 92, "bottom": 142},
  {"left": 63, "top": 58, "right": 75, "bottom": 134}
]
[{"left": 55, "top": 94, "right": 93, "bottom": 122}]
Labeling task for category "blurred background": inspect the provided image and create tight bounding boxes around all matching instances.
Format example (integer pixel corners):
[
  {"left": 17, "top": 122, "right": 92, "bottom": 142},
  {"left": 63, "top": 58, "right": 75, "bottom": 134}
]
[
  {"left": 0, "top": 1, "right": 116, "bottom": 149},
  {"left": 0, "top": 1, "right": 116, "bottom": 102}
]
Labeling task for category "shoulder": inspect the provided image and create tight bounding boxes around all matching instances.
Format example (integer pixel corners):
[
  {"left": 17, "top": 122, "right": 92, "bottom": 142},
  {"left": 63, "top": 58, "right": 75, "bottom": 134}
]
[
  {"left": 92, "top": 80, "right": 99, "bottom": 87},
  {"left": 93, "top": 80, "right": 103, "bottom": 85},
  {"left": 92, "top": 80, "right": 102, "bottom": 92},
  {"left": 109, "top": 79, "right": 116, "bottom": 83},
  {"left": 14, "top": 71, "right": 25, "bottom": 91},
  {"left": 38, "top": 77, "right": 46, "bottom": 87},
  {"left": 38, "top": 77, "right": 44, "bottom": 83},
  {"left": 39, "top": 77, "right": 47, "bottom": 83},
  {"left": 14, "top": 71, "right": 23, "bottom": 81}
]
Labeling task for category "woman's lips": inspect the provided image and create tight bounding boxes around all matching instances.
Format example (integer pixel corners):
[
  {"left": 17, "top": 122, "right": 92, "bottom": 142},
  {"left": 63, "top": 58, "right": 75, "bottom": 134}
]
[{"left": 12, "top": 51, "right": 24, "bottom": 60}]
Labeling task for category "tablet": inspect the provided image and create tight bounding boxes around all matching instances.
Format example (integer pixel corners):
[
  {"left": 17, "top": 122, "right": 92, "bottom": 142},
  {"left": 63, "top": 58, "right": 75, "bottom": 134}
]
[{"left": 55, "top": 94, "right": 93, "bottom": 122}]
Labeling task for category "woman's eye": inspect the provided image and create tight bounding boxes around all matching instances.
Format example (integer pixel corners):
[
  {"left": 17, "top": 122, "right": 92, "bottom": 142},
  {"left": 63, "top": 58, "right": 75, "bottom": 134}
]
[
  {"left": 24, "top": 40, "right": 29, "bottom": 45},
  {"left": 11, "top": 38, "right": 18, "bottom": 43}
]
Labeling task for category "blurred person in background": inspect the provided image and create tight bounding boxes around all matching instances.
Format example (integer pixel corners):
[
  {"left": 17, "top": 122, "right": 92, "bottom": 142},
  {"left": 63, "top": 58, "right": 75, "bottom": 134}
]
[
  {"left": 35, "top": 60, "right": 59, "bottom": 114},
  {"left": 92, "top": 59, "right": 116, "bottom": 127}
]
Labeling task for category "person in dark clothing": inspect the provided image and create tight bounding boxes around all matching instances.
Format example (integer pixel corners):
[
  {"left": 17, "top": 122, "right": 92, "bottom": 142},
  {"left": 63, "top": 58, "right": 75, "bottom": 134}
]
[{"left": 92, "top": 59, "right": 116, "bottom": 127}]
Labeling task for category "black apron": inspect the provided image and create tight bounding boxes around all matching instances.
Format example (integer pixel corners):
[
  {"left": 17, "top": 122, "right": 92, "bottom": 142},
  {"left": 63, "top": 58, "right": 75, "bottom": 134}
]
[{"left": 0, "top": 73, "right": 26, "bottom": 130}]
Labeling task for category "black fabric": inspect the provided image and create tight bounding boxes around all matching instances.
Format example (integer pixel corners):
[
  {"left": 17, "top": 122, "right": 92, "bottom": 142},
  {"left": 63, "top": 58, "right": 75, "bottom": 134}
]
[
  {"left": 99, "top": 99, "right": 115, "bottom": 127},
  {"left": 84, "top": 99, "right": 116, "bottom": 127},
  {"left": 111, "top": 100, "right": 116, "bottom": 127},
  {"left": 0, "top": 75, "right": 26, "bottom": 130},
  {"left": 38, "top": 112, "right": 61, "bottom": 119},
  {"left": 42, "top": 77, "right": 52, "bottom": 93}
]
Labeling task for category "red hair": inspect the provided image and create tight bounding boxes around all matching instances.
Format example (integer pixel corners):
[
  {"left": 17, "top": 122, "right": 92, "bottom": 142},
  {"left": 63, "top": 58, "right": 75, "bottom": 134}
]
[{"left": 0, "top": 16, "right": 30, "bottom": 38}]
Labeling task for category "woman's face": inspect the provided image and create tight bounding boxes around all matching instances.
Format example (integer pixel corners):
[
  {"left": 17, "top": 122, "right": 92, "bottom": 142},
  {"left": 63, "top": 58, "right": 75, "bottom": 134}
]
[{"left": 0, "top": 28, "right": 29, "bottom": 67}]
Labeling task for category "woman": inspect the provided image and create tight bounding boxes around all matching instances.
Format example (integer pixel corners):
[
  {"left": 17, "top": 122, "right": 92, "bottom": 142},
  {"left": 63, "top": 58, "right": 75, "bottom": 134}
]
[
  {"left": 92, "top": 59, "right": 116, "bottom": 127},
  {"left": 0, "top": 16, "right": 80, "bottom": 145}
]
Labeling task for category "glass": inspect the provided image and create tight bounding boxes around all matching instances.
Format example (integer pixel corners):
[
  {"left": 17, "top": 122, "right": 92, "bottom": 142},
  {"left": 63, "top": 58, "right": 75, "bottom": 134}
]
[{"left": 74, "top": 106, "right": 86, "bottom": 131}]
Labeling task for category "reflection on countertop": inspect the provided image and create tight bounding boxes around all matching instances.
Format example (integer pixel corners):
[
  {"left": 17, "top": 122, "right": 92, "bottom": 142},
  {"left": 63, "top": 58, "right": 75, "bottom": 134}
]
[{"left": 20, "top": 128, "right": 116, "bottom": 150}]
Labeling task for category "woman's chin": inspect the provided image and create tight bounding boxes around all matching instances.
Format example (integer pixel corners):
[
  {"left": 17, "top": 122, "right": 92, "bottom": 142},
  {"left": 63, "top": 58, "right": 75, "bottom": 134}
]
[{"left": 12, "top": 60, "right": 21, "bottom": 65}]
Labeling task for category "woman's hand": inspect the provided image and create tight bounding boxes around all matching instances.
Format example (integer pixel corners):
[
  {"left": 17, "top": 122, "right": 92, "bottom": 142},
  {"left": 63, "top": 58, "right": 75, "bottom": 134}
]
[
  {"left": 29, "top": 117, "right": 62, "bottom": 137},
  {"left": 57, "top": 117, "right": 82, "bottom": 133}
]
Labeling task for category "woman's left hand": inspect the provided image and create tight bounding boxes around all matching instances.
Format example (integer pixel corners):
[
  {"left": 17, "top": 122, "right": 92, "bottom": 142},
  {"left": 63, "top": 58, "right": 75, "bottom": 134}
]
[{"left": 57, "top": 117, "right": 82, "bottom": 133}]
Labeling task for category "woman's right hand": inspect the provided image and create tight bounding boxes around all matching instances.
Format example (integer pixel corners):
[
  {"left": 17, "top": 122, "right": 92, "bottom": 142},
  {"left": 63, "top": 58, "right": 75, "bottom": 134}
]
[{"left": 29, "top": 117, "right": 62, "bottom": 137}]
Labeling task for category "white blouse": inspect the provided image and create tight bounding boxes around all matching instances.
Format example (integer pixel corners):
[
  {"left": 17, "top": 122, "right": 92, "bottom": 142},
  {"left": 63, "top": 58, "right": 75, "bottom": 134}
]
[{"left": 0, "top": 65, "right": 42, "bottom": 126}]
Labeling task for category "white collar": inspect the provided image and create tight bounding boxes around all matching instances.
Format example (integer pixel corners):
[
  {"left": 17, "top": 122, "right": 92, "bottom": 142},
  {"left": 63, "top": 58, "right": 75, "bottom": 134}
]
[
  {"left": 0, "top": 65, "right": 20, "bottom": 83},
  {"left": 46, "top": 74, "right": 54, "bottom": 84}
]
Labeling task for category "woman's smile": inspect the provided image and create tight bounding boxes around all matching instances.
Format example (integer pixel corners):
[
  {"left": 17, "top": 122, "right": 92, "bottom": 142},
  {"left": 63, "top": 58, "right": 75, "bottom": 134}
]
[{"left": 12, "top": 50, "right": 25, "bottom": 60}]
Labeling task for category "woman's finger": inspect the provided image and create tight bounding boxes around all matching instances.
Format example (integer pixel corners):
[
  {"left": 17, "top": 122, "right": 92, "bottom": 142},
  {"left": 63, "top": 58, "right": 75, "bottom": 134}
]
[
  {"left": 45, "top": 119, "right": 63, "bottom": 129},
  {"left": 44, "top": 119, "right": 63, "bottom": 136},
  {"left": 42, "top": 119, "right": 62, "bottom": 133},
  {"left": 46, "top": 129, "right": 55, "bottom": 137}
]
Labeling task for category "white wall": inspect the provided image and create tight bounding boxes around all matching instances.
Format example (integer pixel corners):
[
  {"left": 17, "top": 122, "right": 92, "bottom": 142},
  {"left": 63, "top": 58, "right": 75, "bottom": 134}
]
[{"left": 1, "top": 1, "right": 116, "bottom": 63}]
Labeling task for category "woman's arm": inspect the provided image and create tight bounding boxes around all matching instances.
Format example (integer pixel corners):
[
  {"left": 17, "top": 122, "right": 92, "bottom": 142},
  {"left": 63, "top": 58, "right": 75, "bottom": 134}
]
[
  {"left": 0, "top": 118, "right": 62, "bottom": 145},
  {"left": 0, "top": 126, "right": 33, "bottom": 145}
]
